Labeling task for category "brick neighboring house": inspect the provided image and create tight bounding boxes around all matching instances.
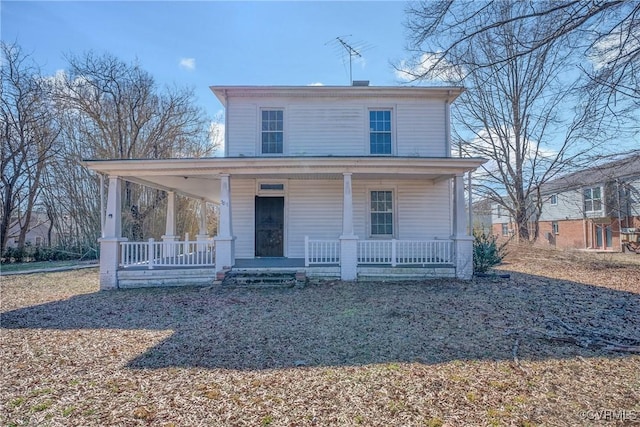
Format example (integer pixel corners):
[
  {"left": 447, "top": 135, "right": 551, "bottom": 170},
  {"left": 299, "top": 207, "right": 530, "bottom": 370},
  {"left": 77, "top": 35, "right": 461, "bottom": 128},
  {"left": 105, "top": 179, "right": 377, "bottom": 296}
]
[
  {"left": 491, "top": 203, "right": 516, "bottom": 240},
  {"left": 493, "top": 154, "right": 640, "bottom": 251},
  {"left": 472, "top": 199, "right": 493, "bottom": 235}
]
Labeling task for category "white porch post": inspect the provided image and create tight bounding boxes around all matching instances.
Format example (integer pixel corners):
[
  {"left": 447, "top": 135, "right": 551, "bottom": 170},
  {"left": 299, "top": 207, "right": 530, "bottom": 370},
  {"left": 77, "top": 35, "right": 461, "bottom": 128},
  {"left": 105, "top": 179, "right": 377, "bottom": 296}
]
[
  {"left": 198, "top": 199, "right": 208, "bottom": 236},
  {"left": 196, "top": 198, "right": 209, "bottom": 251},
  {"left": 162, "top": 191, "right": 178, "bottom": 256},
  {"left": 98, "top": 176, "right": 127, "bottom": 290},
  {"left": 340, "top": 173, "right": 358, "bottom": 280},
  {"left": 453, "top": 173, "right": 473, "bottom": 279},
  {"left": 214, "top": 174, "right": 235, "bottom": 272}
]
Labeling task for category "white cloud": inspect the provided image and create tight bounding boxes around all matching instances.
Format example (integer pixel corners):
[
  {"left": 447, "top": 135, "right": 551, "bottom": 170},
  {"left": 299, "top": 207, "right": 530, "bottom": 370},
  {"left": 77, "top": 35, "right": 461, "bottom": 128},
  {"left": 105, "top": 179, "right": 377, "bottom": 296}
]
[
  {"left": 589, "top": 29, "right": 639, "bottom": 70},
  {"left": 459, "top": 127, "right": 557, "bottom": 176},
  {"left": 395, "top": 53, "right": 464, "bottom": 83},
  {"left": 179, "top": 58, "right": 196, "bottom": 71},
  {"left": 307, "top": 82, "right": 324, "bottom": 86},
  {"left": 209, "top": 113, "right": 225, "bottom": 157}
]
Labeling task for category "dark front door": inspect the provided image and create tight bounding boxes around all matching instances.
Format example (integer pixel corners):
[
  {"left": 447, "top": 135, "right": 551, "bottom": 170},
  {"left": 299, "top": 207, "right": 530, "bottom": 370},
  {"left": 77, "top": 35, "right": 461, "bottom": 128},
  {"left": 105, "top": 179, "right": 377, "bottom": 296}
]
[{"left": 255, "top": 196, "right": 284, "bottom": 257}]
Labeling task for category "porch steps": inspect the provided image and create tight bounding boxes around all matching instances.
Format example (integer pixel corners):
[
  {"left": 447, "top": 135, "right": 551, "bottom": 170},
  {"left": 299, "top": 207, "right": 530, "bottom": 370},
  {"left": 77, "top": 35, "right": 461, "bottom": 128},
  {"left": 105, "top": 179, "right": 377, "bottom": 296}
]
[
  {"left": 221, "top": 270, "right": 305, "bottom": 288},
  {"left": 117, "top": 268, "right": 216, "bottom": 289}
]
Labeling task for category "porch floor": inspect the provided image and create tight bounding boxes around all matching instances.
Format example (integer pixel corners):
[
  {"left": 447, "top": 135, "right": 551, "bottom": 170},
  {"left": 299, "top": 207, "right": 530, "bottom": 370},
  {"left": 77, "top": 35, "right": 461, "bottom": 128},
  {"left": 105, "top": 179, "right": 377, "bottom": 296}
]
[
  {"left": 120, "top": 259, "right": 456, "bottom": 271},
  {"left": 235, "top": 258, "right": 306, "bottom": 268}
]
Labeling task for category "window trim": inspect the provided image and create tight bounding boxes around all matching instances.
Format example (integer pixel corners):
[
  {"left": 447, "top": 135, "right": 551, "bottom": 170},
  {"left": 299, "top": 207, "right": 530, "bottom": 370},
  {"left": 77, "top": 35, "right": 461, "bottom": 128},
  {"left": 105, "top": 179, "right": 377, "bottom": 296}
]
[
  {"left": 583, "top": 186, "right": 603, "bottom": 213},
  {"left": 367, "top": 187, "right": 396, "bottom": 238},
  {"left": 256, "top": 180, "right": 287, "bottom": 196},
  {"left": 368, "top": 108, "right": 394, "bottom": 155},
  {"left": 259, "top": 108, "right": 285, "bottom": 156},
  {"left": 550, "top": 194, "right": 558, "bottom": 206}
]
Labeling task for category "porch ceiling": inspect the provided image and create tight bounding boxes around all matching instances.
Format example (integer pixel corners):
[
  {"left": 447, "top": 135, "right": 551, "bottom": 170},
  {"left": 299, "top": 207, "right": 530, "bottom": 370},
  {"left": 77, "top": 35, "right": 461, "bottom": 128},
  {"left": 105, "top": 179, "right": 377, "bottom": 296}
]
[{"left": 83, "top": 156, "right": 486, "bottom": 202}]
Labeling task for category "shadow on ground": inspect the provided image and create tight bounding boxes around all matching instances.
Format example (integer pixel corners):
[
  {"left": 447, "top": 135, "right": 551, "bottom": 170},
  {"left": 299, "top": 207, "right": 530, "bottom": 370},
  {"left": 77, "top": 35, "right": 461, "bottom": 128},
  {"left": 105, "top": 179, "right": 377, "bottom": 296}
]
[{"left": 2, "top": 272, "right": 638, "bottom": 370}]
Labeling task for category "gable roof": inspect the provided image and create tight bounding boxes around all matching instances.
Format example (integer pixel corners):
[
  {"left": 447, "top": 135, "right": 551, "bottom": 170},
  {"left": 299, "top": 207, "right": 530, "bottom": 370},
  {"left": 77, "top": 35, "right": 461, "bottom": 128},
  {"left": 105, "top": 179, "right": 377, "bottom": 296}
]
[{"left": 543, "top": 153, "right": 640, "bottom": 194}]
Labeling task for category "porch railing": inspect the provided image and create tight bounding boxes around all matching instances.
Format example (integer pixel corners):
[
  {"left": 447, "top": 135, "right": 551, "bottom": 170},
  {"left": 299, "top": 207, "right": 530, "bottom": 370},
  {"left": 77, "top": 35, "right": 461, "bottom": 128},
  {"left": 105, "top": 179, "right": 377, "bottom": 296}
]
[
  {"left": 358, "top": 239, "right": 453, "bottom": 266},
  {"left": 304, "top": 237, "right": 454, "bottom": 268},
  {"left": 304, "top": 236, "right": 340, "bottom": 266},
  {"left": 120, "top": 238, "right": 215, "bottom": 269}
]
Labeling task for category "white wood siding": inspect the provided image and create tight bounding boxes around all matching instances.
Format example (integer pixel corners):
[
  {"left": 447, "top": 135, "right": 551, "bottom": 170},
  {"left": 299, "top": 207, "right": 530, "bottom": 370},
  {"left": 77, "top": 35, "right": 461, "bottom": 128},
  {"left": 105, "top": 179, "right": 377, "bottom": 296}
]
[
  {"left": 225, "top": 96, "right": 448, "bottom": 157},
  {"left": 228, "top": 178, "right": 453, "bottom": 260},
  {"left": 227, "top": 102, "right": 257, "bottom": 157},
  {"left": 396, "top": 180, "right": 451, "bottom": 239},
  {"left": 287, "top": 180, "right": 343, "bottom": 257},
  {"left": 353, "top": 179, "right": 451, "bottom": 240},
  {"left": 287, "top": 102, "right": 365, "bottom": 156},
  {"left": 396, "top": 101, "right": 446, "bottom": 157},
  {"left": 230, "top": 179, "right": 256, "bottom": 258}
]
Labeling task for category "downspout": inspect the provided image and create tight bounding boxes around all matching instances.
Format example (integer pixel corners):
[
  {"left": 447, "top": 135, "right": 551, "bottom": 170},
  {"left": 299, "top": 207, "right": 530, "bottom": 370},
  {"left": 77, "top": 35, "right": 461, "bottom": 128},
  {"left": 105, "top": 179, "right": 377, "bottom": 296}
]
[
  {"left": 100, "top": 173, "right": 105, "bottom": 238},
  {"left": 445, "top": 95, "right": 451, "bottom": 157},
  {"left": 223, "top": 89, "right": 230, "bottom": 158},
  {"left": 616, "top": 179, "right": 622, "bottom": 251},
  {"left": 468, "top": 171, "right": 473, "bottom": 235},
  {"left": 446, "top": 94, "right": 453, "bottom": 237}
]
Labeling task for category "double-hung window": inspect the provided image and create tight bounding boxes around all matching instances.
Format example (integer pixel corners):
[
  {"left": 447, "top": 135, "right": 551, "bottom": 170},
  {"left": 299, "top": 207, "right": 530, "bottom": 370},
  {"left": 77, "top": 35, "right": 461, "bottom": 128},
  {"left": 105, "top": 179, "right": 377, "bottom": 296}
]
[
  {"left": 370, "top": 190, "right": 393, "bottom": 236},
  {"left": 583, "top": 187, "right": 602, "bottom": 212},
  {"left": 550, "top": 194, "right": 558, "bottom": 205},
  {"left": 369, "top": 110, "right": 392, "bottom": 154},
  {"left": 261, "top": 110, "right": 283, "bottom": 154}
]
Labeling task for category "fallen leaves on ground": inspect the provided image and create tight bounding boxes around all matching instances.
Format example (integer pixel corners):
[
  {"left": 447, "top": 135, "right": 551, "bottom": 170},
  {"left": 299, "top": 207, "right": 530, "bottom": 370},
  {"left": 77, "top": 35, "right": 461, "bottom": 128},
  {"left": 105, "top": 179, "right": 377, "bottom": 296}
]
[{"left": 1, "top": 248, "right": 638, "bottom": 426}]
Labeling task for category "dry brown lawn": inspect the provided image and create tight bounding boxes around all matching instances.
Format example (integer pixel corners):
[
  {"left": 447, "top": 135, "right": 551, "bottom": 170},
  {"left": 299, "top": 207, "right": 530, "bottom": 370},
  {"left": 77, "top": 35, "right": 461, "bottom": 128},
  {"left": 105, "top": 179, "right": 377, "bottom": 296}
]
[{"left": 1, "top": 246, "right": 639, "bottom": 426}]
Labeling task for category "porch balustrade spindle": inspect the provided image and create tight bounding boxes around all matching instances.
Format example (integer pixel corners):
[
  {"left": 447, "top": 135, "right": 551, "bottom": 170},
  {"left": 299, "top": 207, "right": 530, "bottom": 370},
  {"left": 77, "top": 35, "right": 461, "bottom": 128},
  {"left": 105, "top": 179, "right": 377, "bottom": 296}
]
[{"left": 150, "top": 239, "right": 156, "bottom": 269}]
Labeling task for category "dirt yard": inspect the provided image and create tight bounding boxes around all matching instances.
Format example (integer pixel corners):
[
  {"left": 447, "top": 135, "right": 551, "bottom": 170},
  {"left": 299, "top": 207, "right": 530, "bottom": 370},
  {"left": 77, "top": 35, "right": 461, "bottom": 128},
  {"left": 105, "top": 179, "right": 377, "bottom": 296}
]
[{"left": 1, "top": 246, "right": 639, "bottom": 426}]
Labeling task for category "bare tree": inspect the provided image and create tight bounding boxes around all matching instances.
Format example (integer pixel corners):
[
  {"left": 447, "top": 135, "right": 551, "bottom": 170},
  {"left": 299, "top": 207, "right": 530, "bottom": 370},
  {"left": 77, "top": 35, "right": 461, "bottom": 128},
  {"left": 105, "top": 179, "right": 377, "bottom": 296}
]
[
  {"left": 0, "top": 42, "right": 59, "bottom": 254},
  {"left": 403, "top": 1, "right": 615, "bottom": 242},
  {"left": 405, "top": 1, "right": 639, "bottom": 104},
  {"left": 45, "top": 52, "right": 218, "bottom": 245}
]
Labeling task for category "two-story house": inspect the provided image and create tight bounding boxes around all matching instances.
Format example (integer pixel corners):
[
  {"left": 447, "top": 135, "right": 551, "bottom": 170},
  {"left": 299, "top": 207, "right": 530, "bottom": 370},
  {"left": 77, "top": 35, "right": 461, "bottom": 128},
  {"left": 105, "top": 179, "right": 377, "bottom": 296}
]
[
  {"left": 537, "top": 154, "right": 640, "bottom": 251},
  {"left": 85, "top": 84, "right": 485, "bottom": 290}
]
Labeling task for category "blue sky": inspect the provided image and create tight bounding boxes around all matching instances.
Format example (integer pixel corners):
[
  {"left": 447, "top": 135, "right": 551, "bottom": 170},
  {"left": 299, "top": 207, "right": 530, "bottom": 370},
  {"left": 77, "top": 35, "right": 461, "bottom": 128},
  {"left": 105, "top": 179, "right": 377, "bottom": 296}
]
[{"left": 2, "top": 1, "right": 412, "bottom": 118}]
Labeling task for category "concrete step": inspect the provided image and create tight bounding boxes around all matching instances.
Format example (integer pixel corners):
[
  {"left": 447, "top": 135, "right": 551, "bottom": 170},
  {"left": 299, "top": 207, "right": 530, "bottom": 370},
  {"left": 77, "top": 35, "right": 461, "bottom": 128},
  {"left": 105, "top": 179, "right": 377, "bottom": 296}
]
[{"left": 221, "top": 270, "right": 305, "bottom": 288}]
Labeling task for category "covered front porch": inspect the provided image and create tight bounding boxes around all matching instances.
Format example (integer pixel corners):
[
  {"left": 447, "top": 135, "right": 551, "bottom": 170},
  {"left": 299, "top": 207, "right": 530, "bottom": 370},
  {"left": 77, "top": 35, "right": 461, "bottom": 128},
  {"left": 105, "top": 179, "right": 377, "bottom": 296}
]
[{"left": 85, "top": 157, "right": 483, "bottom": 289}]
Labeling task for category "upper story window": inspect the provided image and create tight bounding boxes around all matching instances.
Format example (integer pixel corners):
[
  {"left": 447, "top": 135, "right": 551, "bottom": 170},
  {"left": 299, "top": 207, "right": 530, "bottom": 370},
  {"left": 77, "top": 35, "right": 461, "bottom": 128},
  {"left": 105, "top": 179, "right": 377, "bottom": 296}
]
[
  {"left": 370, "top": 190, "right": 394, "bottom": 236},
  {"left": 369, "top": 110, "right": 392, "bottom": 154},
  {"left": 261, "top": 110, "right": 283, "bottom": 154},
  {"left": 583, "top": 187, "right": 602, "bottom": 212},
  {"left": 550, "top": 194, "right": 558, "bottom": 205}
]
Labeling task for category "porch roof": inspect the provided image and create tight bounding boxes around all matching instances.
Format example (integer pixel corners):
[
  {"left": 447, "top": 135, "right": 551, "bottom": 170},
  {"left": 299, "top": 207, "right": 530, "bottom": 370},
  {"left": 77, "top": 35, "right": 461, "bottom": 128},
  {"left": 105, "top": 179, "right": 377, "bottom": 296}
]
[{"left": 83, "top": 156, "right": 486, "bottom": 202}]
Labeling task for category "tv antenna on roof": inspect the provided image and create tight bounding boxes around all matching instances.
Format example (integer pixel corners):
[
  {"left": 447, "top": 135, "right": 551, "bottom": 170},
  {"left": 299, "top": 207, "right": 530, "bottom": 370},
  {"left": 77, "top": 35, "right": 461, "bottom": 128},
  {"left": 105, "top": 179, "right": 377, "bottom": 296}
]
[
  {"left": 336, "top": 37, "right": 361, "bottom": 85},
  {"left": 326, "top": 35, "right": 371, "bottom": 85}
]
